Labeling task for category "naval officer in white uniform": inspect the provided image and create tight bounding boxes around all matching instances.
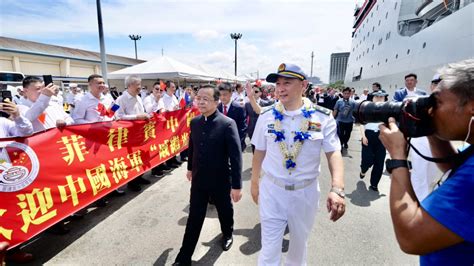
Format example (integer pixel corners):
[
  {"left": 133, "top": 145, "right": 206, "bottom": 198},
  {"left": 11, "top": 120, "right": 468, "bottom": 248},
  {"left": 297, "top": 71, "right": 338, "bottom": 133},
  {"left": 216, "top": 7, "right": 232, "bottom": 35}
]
[{"left": 251, "top": 63, "right": 346, "bottom": 265}]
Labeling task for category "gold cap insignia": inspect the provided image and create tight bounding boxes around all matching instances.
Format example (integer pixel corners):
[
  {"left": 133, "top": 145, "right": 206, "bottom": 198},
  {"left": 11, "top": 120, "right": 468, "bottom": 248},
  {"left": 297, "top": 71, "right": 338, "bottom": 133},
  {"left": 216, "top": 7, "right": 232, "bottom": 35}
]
[{"left": 278, "top": 63, "right": 286, "bottom": 72}]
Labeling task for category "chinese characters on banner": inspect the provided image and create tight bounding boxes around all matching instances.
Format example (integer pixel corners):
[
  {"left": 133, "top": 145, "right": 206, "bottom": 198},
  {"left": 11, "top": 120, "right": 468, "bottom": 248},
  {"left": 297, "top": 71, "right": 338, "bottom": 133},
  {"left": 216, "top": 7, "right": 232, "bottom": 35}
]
[{"left": 0, "top": 108, "right": 198, "bottom": 249}]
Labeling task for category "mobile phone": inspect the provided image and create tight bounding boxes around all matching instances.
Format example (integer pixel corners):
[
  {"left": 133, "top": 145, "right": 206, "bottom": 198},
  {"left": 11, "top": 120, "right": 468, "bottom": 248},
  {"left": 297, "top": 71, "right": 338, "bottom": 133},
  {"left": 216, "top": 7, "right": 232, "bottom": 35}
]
[
  {"left": 0, "top": 90, "right": 12, "bottom": 118},
  {"left": 43, "top": 75, "right": 53, "bottom": 86}
]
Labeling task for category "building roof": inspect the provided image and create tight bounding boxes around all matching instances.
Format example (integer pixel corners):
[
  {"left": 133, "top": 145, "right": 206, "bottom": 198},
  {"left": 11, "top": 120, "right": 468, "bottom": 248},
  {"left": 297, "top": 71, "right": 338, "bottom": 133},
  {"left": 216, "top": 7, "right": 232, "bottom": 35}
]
[{"left": 0, "top": 36, "right": 145, "bottom": 66}]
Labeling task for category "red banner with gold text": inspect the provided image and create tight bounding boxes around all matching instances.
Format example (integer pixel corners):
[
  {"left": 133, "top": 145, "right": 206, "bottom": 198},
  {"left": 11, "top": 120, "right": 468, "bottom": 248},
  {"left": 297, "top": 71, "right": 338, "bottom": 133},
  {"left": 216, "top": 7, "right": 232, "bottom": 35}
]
[{"left": 0, "top": 108, "right": 198, "bottom": 248}]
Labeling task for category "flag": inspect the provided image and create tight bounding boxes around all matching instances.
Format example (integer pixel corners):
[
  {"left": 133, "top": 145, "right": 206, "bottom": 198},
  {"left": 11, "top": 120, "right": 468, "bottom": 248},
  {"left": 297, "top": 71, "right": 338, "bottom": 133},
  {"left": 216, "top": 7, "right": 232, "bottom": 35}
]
[
  {"left": 160, "top": 80, "right": 167, "bottom": 90},
  {"left": 106, "top": 103, "right": 120, "bottom": 117},
  {"left": 179, "top": 96, "right": 186, "bottom": 108}
]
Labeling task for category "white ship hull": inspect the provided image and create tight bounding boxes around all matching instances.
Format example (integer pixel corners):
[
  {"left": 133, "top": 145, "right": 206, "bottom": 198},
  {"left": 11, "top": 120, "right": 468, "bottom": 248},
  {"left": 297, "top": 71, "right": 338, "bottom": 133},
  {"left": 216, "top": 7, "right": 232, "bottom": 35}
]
[{"left": 345, "top": 0, "right": 474, "bottom": 94}]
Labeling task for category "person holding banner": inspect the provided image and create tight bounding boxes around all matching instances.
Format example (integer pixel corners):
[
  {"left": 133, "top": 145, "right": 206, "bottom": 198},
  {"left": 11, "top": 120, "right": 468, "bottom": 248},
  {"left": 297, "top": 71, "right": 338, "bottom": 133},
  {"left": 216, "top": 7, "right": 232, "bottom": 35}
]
[
  {"left": 18, "top": 76, "right": 74, "bottom": 132},
  {"left": 72, "top": 74, "right": 115, "bottom": 124},
  {"left": 162, "top": 80, "right": 183, "bottom": 168},
  {"left": 173, "top": 85, "right": 242, "bottom": 266},
  {"left": 114, "top": 75, "right": 151, "bottom": 192}
]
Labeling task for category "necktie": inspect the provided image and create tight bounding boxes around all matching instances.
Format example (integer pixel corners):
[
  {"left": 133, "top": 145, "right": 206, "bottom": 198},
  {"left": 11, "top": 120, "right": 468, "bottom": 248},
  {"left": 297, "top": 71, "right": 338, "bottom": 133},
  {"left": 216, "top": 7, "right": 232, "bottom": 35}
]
[{"left": 223, "top": 105, "right": 228, "bottom": 116}]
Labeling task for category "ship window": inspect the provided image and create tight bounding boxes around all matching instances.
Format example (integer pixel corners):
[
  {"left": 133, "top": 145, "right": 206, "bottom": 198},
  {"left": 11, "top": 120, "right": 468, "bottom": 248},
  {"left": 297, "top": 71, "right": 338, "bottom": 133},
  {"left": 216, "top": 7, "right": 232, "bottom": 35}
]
[
  {"left": 371, "top": 65, "right": 373, "bottom": 68},
  {"left": 367, "top": 32, "right": 370, "bottom": 37},
  {"left": 407, "top": 49, "right": 410, "bottom": 55},
  {"left": 367, "top": 18, "right": 369, "bottom": 23},
  {"left": 390, "top": 85, "right": 392, "bottom": 89},
  {"left": 372, "top": 26, "right": 375, "bottom": 32},
  {"left": 395, "top": 84, "right": 398, "bottom": 88},
  {"left": 394, "top": 2, "right": 397, "bottom": 10},
  {"left": 378, "top": 20, "right": 381, "bottom": 26},
  {"left": 378, "top": 38, "right": 383, "bottom": 45},
  {"left": 372, "top": 44, "right": 375, "bottom": 50},
  {"left": 395, "top": 54, "right": 398, "bottom": 59},
  {"left": 376, "top": 5, "right": 379, "bottom": 10},
  {"left": 371, "top": 13, "right": 373, "bottom": 18},
  {"left": 423, "top": 42, "right": 426, "bottom": 48},
  {"left": 386, "top": 32, "right": 391, "bottom": 40},
  {"left": 363, "top": 36, "right": 365, "bottom": 41},
  {"left": 367, "top": 48, "right": 369, "bottom": 53},
  {"left": 385, "top": 58, "right": 388, "bottom": 63},
  {"left": 378, "top": 62, "right": 380, "bottom": 66},
  {"left": 386, "top": 12, "right": 388, "bottom": 19}
]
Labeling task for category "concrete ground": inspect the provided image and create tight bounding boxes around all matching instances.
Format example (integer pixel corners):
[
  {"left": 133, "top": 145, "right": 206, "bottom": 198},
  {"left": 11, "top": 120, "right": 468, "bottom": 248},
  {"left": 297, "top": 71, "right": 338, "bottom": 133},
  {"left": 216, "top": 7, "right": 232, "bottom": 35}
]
[{"left": 14, "top": 126, "right": 418, "bottom": 265}]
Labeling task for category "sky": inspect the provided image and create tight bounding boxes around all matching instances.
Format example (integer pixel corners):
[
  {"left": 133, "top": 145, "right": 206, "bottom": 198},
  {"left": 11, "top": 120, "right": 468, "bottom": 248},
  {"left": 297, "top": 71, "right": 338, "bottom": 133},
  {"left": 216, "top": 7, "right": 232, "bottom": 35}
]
[{"left": 0, "top": 0, "right": 360, "bottom": 83}]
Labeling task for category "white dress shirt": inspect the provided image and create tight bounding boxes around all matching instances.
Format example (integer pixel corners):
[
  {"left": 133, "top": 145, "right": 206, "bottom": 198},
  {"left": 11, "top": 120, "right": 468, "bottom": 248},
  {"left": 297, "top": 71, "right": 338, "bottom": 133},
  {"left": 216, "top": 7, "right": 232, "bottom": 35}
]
[
  {"left": 0, "top": 116, "right": 33, "bottom": 138},
  {"left": 72, "top": 92, "right": 113, "bottom": 124},
  {"left": 18, "top": 94, "right": 74, "bottom": 132},
  {"left": 162, "top": 93, "right": 179, "bottom": 112},
  {"left": 143, "top": 94, "right": 165, "bottom": 114},
  {"left": 114, "top": 90, "right": 146, "bottom": 120}
]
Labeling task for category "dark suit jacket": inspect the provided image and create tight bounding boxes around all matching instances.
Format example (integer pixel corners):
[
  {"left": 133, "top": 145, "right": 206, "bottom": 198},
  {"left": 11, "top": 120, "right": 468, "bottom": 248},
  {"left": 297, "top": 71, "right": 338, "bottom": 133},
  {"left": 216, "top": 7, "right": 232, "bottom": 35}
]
[
  {"left": 245, "top": 98, "right": 273, "bottom": 139},
  {"left": 367, "top": 89, "right": 388, "bottom": 102},
  {"left": 218, "top": 101, "right": 247, "bottom": 150},
  {"left": 187, "top": 111, "right": 242, "bottom": 190},
  {"left": 321, "top": 94, "right": 339, "bottom": 110}
]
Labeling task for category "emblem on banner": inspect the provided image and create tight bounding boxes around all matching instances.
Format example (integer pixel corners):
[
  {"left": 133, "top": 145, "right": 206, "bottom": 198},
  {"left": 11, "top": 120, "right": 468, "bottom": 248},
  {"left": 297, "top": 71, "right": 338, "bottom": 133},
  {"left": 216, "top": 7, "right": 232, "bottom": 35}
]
[{"left": 0, "top": 142, "right": 40, "bottom": 192}]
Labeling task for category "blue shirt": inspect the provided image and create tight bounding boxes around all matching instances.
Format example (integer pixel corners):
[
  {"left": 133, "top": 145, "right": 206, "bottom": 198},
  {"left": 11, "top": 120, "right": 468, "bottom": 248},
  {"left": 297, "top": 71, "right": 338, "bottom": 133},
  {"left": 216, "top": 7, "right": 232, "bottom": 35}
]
[
  {"left": 420, "top": 152, "right": 474, "bottom": 265},
  {"left": 334, "top": 99, "right": 356, "bottom": 123}
]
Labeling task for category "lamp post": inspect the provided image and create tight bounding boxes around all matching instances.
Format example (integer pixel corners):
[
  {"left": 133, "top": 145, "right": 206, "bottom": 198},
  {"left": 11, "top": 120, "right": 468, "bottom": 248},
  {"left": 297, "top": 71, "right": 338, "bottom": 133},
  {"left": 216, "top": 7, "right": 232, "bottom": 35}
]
[
  {"left": 310, "top": 51, "right": 315, "bottom": 77},
  {"left": 129, "top": 34, "right": 142, "bottom": 59},
  {"left": 96, "top": 0, "right": 108, "bottom": 82},
  {"left": 230, "top": 33, "right": 242, "bottom": 76}
]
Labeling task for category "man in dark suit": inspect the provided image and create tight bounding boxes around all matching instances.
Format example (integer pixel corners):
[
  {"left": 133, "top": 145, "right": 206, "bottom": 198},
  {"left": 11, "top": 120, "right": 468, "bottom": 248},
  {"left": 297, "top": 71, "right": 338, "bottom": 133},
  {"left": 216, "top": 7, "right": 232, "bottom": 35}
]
[
  {"left": 244, "top": 85, "right": 273, "bottom": 153},
  {"left": 367, "top": 82, "right": 388, "bottom": 102},
  {"left": 217, "top": 83, "right": 247, "bottom": 151},
  {"left": 173, "top": 85, "right": 242, "bottom": 266},
  {"left": 321, "top": 87, "right": 339, "bottom": 110}
]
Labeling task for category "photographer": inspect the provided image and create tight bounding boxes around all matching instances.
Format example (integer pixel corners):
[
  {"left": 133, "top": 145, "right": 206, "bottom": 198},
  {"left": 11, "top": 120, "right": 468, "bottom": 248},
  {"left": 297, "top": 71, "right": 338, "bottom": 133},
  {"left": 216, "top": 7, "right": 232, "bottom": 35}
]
[{"left": 379, "top": 59, "right": 473, "bottom": 264}]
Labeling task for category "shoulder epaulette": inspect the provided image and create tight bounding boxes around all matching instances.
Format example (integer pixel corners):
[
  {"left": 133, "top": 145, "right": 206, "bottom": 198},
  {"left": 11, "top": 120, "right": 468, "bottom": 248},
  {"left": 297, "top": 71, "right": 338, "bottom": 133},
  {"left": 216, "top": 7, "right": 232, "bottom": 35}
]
[
  {"left": 260, "top": 104, "right": 275, "bottom": 115},
  {"left": 312, "top": 104, "right": 331, "bottom": 116}
]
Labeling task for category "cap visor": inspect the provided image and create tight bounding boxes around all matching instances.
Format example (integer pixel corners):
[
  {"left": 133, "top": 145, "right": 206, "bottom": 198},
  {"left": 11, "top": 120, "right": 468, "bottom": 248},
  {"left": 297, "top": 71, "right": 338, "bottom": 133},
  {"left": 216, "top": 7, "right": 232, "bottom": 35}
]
[{"left": 266, "top": 73, "right": 302, "bottom": 83}]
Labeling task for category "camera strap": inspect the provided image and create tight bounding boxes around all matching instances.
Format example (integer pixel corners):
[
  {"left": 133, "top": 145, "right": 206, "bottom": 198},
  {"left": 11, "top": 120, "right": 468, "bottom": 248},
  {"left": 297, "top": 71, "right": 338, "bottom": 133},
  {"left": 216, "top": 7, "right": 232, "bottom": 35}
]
[{"left": 408, "top": 138, "right": 474, "bottom": 165}]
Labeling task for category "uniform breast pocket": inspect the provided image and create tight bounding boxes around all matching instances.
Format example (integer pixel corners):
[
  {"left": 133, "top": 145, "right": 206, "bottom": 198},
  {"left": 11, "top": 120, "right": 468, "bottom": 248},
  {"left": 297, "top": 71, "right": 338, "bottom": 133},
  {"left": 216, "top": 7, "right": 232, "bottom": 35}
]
[
  {"left": 264, "top": 129, "right": 277, "bottom": 141},
  {"left": 307, "top": 132, "right": 323, "bottom": 147}
]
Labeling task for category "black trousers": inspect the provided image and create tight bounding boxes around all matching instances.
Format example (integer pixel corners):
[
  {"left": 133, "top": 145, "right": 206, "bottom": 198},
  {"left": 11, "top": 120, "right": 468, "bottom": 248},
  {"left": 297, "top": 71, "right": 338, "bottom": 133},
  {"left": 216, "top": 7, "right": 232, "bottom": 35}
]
[
  {"left": 176, "top": 184, "right": 233, "bottom": 263},
  {"left": 361, "top": 130, "right": 386, "bottom": 187},
  {"left": 337, "top": 121, "right": 353, "bottom": 147}
]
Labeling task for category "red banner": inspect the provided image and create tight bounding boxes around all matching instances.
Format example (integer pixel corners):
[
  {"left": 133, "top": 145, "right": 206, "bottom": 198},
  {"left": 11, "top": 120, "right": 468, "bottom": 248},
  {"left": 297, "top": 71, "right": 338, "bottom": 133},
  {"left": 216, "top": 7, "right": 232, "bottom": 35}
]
[{"left": 0, "top": 108, "right": 198, "bottom": 248}]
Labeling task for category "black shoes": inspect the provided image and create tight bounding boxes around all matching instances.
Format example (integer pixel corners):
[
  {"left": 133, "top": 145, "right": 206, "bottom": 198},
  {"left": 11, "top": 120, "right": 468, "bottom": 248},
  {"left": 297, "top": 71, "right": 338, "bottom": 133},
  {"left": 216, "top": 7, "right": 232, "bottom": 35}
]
[
  {"left": 359, "top": 172, "right": 366, "bottom": 179},
  {"left": 127, "top": 182, "right": 142, "bottom": 192},
  {"left": 222, "top": 236, "right": 233, "bottom": 251},
  {"left": 136, "top": 176, "right": 151, "bottom": 185},
  {"left": 172, "top": 261, "right": 191, "bottom": 266},
  {"left": 369, "top": 185, "right": 379, "bottom": 192}
]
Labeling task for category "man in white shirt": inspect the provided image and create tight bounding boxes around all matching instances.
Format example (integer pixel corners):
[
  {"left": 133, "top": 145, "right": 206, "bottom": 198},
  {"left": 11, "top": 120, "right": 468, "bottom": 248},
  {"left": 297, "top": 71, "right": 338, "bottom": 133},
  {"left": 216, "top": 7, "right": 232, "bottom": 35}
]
[
  {"left": 359, "top": 88, "right": 369, "bottom": 102},
  {"left": 114, "top": 75, "right": 151, "bottom": 191},
  {"left": 162, "top": 81, "right": 179, "bottom": 111},
  {"left": 72, "top": 75, "right": 113, "bottom": 124},
  {"left": 0, "top": 100, "right": 33, "bottom": 138},
  {"left": 102, "top": 84, "right": 115, "bottom": 109},
  {"left": 231, "top": 83, "right": 246, "bottom": 107},
  {"left": 144, "top": 81, "right": 172, "bottom": 177},
  {"left": 50, "top": 86, "right": 64, "bottom": 107},
  {"left": 18, "top": 76, "right": 74, "bottom": 132},
  {"left": 144, "top": 82, "right": 165, "bottom": 114}
]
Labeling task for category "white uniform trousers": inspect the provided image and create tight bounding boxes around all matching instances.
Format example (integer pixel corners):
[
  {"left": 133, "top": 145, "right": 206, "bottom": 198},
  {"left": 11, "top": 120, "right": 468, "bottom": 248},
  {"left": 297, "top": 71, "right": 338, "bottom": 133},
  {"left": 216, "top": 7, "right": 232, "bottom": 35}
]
[{"left": 258, "top": 176, "right": 320, "bottom": 266}]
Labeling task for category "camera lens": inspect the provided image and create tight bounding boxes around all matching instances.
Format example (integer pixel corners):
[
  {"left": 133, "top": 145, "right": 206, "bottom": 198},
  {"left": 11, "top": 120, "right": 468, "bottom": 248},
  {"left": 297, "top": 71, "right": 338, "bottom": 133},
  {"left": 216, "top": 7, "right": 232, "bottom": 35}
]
[{"left": 353, "top": 101, "right": 403, "bottom": 124}]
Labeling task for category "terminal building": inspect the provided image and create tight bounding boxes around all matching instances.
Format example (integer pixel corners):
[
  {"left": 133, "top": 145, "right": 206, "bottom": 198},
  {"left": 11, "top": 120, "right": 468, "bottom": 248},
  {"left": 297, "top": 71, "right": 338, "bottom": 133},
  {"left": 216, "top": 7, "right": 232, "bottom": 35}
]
[
  {"left": 329, "top": 52, "right": 350, "bottom": 84},
  {"left": 0, "top": 36, "right": 144, "bottom": 91}
]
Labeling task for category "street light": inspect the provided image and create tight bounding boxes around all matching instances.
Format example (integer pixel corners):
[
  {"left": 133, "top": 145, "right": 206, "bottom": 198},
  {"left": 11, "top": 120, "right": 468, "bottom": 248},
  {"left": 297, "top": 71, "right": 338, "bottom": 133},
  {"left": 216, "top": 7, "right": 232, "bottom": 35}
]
[
  {"left": 96, "top": 0, "right": 108, "bottom": 82},
  {"left": 230, "top": 33, "right": 242, "bottom": 76},
  {"left": 129, "top": 34, "right": 142, "bottom": 59}
]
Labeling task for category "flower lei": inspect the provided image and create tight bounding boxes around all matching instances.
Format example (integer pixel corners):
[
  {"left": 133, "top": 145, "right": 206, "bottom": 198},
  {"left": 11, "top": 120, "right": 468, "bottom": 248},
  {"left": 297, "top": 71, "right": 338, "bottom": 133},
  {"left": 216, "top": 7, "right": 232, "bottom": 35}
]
[{"left": 272, "top": 98, "right": 315, "bottom": 170}]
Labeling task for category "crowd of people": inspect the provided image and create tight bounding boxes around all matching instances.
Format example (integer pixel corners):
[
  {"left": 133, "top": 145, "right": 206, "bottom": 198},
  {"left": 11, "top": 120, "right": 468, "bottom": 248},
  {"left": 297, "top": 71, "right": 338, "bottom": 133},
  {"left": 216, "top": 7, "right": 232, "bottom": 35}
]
[{"left": 1, "top": 59, "right": 473, "bottom": 265}]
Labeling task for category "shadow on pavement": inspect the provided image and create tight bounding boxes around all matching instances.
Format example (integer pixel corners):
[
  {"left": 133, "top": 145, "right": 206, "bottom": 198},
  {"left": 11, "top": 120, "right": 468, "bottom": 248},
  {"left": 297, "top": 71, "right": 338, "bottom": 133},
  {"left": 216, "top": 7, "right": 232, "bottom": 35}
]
[
  {"left": 345, "top": 180, "right": 386, "bottom": 207},
  {"left": 10, "top": 171, "right": 169, "bottom": 266},
  {"left": 153, "top": 248, "right": 173, "bottom": 266}
]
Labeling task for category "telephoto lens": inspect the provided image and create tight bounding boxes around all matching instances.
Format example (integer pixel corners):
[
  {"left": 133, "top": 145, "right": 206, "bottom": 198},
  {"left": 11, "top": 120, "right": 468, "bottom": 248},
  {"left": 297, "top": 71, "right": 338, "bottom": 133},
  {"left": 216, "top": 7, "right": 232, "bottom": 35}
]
[{"left": 353, "top": 95, "right": 436, "bottom": 137}]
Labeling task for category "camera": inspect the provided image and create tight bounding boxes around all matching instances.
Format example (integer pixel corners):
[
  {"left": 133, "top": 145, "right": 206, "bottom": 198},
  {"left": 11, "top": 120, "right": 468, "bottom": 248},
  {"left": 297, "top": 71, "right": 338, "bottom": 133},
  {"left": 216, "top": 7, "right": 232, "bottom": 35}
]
[{"left": 353, "top": 95, "right": 436, "bottom": 137}]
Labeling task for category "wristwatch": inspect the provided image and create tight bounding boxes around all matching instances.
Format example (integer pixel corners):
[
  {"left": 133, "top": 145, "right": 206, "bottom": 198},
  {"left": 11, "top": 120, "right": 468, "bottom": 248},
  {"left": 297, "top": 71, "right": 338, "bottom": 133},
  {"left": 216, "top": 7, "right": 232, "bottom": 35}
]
[
  {"left": 385, "top": 159, "right": 411, "bottom": 174},
  {"left": 330, "top": 187, "right": 345, "bottom": 199}
]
